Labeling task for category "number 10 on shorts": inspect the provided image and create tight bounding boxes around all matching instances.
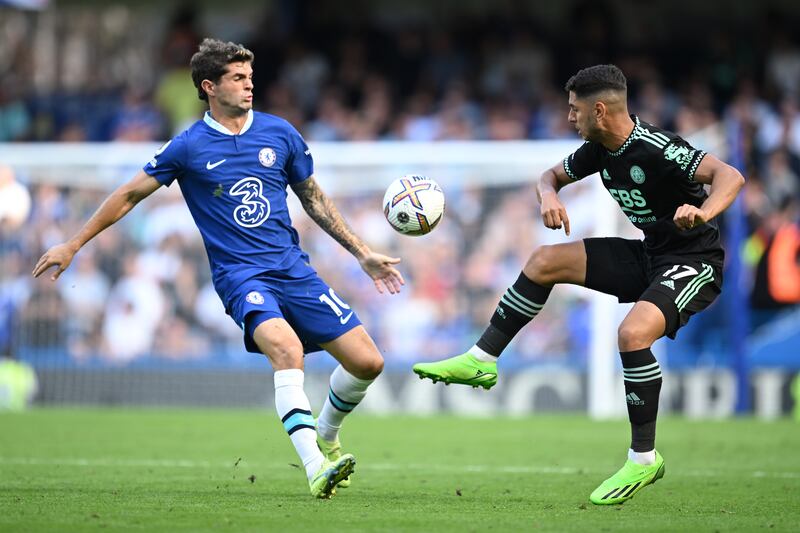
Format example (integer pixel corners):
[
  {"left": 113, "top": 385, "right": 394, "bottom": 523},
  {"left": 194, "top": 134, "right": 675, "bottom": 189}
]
[{"left": 319, "top": 288, "right": 351, "bottom": 317}]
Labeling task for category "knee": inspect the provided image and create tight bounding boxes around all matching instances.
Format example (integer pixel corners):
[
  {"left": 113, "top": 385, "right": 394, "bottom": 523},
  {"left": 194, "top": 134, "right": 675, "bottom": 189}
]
[
  {"left": 342, "top": 352, "right": 383, "bottom": 379},
  {"left": 268, "top": 349, "right": 304, "bottom": 370},
  {"left": 617, "top": 322, "right": 653, "bottom": 352},
  {"left": 255, "top": 329, "right": 304, "bottom": 370},
  {"left": 351, "top": 355, "right": 384, "bottom": 380},
  {"left": 523, "top": 245, "right": 558, "bottom": 285}
]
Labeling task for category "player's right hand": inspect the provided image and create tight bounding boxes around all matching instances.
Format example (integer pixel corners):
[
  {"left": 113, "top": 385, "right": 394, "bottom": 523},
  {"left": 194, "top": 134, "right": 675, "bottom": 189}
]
[
  {"left": 540, "top": 192, "right": 571, "bottom": 236},
  {"left": 32, "top": 242, "right": 79, "bottom": 281},
  {"left": 358, "top": 251, "right": 405, "bottom": 295}
]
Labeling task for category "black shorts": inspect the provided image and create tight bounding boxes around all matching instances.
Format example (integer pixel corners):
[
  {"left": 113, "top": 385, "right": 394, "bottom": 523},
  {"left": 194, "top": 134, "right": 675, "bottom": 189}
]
[{"left": 583, "top": 237, "right": 723, "bottom": 339}]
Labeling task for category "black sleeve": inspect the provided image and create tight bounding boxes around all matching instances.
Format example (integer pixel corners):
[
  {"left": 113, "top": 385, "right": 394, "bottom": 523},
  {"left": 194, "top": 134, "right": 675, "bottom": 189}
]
[
  {"left": 563, "top": 142, "right": 602, "bottom": 181},
  {"left": 660, "top": 136, "right": 707, "bottom": 182}
]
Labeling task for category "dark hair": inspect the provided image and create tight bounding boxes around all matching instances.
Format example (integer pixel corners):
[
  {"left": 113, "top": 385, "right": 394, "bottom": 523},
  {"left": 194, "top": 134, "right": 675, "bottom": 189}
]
[
  {"left": 565, "top": 64, "right": 627, "bottom": 98},
  {"left": 190, "top": 38, "right": 254, "bottom": 101}
]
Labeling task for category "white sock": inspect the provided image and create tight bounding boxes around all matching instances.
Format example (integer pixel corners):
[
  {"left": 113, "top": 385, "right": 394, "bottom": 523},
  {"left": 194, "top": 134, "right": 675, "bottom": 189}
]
[
  {"left": 628, "top": 448, "right": 656, "bottom": 465},
  {"left": 469, "top": 345, "right": 498, "bottom": 362},
  {"left": 274, "top": 369, "right": 324, "bottom": 479},
  {"left": 317, "top": 365, "right": 373, "bottom": 442}
]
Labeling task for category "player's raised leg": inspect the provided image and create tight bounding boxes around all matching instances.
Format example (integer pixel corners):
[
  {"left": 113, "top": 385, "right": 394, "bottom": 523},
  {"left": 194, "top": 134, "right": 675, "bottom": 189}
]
[
  {"left": 316, "top": 325, "right": 383, "bottom": 488},
  {"left": 413, "top": 241, "right": 587, "bottom": 388},
  {"left": 252, "top": 316, "right": 355, "bottom": 498},
  {"left": 590, "top": 301, "right": 666, "bottom": 505}
]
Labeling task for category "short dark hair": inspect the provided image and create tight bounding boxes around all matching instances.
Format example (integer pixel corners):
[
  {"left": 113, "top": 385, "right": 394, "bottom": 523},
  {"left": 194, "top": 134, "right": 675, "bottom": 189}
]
[
  {"left": 190, "top": 38, "right": 255, "bottom": 101},
  {"left": 565, "top": 64, "right": 627, "bottom": 98}
]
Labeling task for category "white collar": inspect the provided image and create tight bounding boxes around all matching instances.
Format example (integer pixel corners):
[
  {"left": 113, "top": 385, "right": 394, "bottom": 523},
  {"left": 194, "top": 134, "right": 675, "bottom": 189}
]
[{"left": 203, "top": 109, "right": 253, "bottom": 135}]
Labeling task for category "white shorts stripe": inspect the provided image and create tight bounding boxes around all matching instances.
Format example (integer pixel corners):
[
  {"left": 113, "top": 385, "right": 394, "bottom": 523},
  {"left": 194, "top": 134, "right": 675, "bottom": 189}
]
[{"left": 675, "top": 265, "right": 714, "bottom": 311}]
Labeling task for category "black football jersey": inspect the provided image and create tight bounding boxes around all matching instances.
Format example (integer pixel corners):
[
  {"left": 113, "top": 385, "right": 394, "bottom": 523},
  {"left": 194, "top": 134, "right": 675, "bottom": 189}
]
[{"left": 563, "top": 115, "right": 723, "bottom": 263}]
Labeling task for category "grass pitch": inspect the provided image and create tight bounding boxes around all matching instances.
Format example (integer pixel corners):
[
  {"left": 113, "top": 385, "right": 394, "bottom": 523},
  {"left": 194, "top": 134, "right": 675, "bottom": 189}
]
[{"left": 1, "top": 409, "right": 798, "bottom": 532}]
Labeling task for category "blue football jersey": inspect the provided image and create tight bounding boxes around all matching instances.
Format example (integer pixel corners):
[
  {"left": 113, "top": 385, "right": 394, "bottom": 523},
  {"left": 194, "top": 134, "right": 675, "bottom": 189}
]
[{"left": 143, "top": 110, "right": 316, "bottom": 301}]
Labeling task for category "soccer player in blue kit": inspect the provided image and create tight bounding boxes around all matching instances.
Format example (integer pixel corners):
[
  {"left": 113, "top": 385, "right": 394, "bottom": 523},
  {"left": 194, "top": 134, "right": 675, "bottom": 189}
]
[{"left": 32, "top": 38, "right": 405, "bottom": 499}]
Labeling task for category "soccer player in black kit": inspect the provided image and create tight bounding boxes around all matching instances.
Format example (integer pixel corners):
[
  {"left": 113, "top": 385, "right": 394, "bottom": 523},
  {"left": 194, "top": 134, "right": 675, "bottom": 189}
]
[{"left": 413, "top": 64, "right": 745, "bottom": 504}]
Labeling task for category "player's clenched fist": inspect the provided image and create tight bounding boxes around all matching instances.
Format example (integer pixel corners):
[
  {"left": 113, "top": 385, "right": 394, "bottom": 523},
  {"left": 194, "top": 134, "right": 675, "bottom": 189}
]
[
  {"left": 540, "top": 191, "right": 571, "bottom": 236},
  {"left": 673, "top": 204, "right": 708, "bottom": 231}
]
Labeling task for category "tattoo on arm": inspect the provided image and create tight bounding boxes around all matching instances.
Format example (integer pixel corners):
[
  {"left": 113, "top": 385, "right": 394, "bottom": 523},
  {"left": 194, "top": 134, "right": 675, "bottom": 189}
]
[{"left": 292, "top": 178, "right": 366, "bottom": 257}]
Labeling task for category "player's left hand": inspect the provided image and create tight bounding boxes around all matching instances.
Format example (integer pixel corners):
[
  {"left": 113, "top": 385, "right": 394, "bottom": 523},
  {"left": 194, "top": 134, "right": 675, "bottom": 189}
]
[
  {"left": 673, "top": 204, "right": 708, "bottom": 231},
  {"left": 358, "top": 251, "right": 405, "bottom": 294}
]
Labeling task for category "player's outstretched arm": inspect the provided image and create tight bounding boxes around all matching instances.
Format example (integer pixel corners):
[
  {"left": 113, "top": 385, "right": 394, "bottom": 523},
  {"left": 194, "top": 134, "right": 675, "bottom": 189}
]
[
  {"left": 536, "top": 162, "right": 574, "bottom": 236},
  {"left": 291, "top": 176, "right": 405, "bottom": 294},
  {"left": 673, "top": 155, "right": 745, "bottom": 231},
  {"left": 32, "top": 170, "right": 161, "bottom": 281}
]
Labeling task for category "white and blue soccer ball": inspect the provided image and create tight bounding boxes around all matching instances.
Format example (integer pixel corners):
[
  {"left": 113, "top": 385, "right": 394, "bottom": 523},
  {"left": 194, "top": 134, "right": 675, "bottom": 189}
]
[{"left": 382, "top": 175, "right": 445, "bottom": 236}]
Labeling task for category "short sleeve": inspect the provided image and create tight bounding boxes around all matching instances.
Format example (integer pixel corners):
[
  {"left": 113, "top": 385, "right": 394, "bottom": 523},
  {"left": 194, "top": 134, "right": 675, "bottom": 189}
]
[
  {"left": 563, "top": 142, "right": 602, "bottom": 181},
  {"left": 286, "top": 127, "right": 314, "bottom": 184},
  {"left": 661, "top": 137, "right": 706, "bottom": 182},
  {"left": 143, "top": 134, "right": 188, "bottom": 187}
]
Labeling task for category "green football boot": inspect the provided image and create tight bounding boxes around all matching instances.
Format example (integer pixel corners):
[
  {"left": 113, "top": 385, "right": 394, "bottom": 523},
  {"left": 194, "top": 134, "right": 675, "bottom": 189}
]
[
  {"left": 309, "top": 453, "right": 356, "bottom": 499},
  {"left": 412, "top": 352, "right": 498, "bottom": 389},
  {"left": 317, "top": 434, "right": 350, "bottom": 488},
  {"left": 589, "top": 451, "right": 665, "bottom": 505}
]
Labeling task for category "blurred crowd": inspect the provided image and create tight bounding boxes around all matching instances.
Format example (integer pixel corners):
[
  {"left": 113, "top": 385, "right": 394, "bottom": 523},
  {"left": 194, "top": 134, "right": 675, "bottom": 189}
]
[
  {"left": 0, "top": 1, "right": 798, "bottom": 368},
  {"left": 0, "top": 176, "right": 593, "bottom": 367}
]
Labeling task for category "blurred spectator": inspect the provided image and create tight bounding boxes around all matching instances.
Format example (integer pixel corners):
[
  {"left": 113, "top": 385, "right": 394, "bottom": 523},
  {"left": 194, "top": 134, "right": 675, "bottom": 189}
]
[
  {"left": 763, "top": 150, "right": 799, "bottom": 205},
  {"left": 279, "top": 41, "right": 330, "bottom": 114},
  {"left": 0, "top": 86, "right": 31, "bottom": 141},
  {"left": 152, "top": 316, "right": 209, "bottom": 360},
  {"left": 154, "top": 6, "right": 204, "bottom": 134},
  {"left": 397, "top": 90, "right": 441, "bottom": 141},
  {"left": 0, "top": 248, "right": 29, "bottom": 357},
  {"left": 19, "top": 280, "right": 66, "bottom": 349},
  {"left": 305, "top": 89, "right": 350, "bottom": 141},
  {"left": 632, "top": 78, "right": 680, "bottom": 131},
  {"left": 0, "top": 165, "right": 31, "bottom": 231},
  {"left": 749, "top": 197, "right": 800, "bottom": 329},
  {"left": 58, "top": 251, "right": 110, "bottom": 358},
  {"left": 101, "top": 257, "right": 165, "bottom": 362},
  {"left": 765, "top": 29, "right": 800, "bottom": 99},
  {"left": 111, "top": 88, "right": 165, "bottom": 141},
  {"left": 194, "top": 281, "right": 243, "bottom": 346}
]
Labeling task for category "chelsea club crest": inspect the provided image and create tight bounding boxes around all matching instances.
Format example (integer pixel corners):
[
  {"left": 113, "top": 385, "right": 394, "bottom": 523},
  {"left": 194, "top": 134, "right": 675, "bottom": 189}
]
[
  {"left": 246, "top": 291, "right": 265, "bottom": 305},
  {"left": 258, "top": 147, "right": 276, "bottom": 167}
]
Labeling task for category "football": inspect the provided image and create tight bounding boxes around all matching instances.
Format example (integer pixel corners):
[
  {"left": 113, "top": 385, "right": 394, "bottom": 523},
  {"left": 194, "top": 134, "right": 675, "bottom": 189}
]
[{"left": 382, "top": 175, "right": 445, "bottom": 236}]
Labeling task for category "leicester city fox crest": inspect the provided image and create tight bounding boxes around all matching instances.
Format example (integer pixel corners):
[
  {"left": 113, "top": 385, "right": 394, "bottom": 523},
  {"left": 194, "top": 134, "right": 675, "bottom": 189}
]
[{"left": 630, "top": 165, "right": 646, "bottom": 184}]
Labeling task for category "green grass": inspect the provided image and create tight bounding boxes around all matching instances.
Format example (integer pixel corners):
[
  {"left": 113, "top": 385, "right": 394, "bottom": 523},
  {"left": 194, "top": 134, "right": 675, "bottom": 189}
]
[{"left": 1, "top": 410, "right": 798, "bottom": 532}]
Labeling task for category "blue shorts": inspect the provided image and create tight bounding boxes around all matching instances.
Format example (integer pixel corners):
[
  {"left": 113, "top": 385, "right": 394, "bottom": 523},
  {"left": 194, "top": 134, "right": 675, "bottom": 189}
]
[{"left": 226, "top": 272, "right": 362, "bottom": 354}]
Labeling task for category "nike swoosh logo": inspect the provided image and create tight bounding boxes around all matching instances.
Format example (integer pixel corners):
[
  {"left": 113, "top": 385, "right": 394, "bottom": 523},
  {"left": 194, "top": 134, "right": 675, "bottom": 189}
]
[
  {"left": 206, "top": 159, "right": 226, "bottom": 170},
  {"left": 339, "top": 312, "right": 354, "bottom": 325}
]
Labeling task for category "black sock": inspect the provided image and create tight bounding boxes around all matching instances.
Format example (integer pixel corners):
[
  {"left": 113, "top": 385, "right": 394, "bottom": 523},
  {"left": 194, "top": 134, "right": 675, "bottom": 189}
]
[
  {"left": 475, "top": 272, "right": 552, "bottom": 357},
  {"left": 620, "top": 348, "right": 662, "bottom": 452}
]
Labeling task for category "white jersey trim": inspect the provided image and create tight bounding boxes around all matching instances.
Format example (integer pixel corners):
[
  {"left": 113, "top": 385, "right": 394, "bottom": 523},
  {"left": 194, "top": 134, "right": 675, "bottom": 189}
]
[{"left": 203, "top": 109, "right": 254, "bottom": 135}]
